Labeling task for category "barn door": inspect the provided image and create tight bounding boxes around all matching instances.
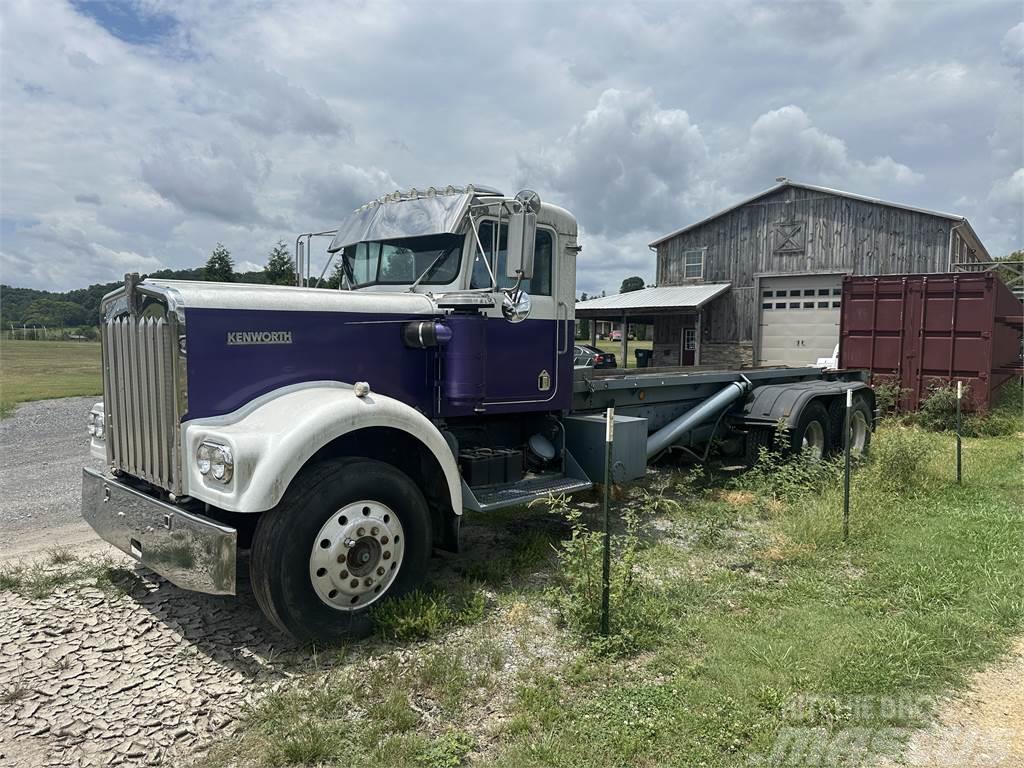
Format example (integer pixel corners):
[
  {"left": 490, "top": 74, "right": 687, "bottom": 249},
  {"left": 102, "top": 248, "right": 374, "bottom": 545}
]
[{"left": 680, "top": 327, "right": 697, "bottom": 366}]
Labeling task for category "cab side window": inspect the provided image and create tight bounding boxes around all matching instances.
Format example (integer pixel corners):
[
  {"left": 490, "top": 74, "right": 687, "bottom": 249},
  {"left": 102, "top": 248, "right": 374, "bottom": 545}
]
[{"left": 470, "top": 221, "right": 553, "bottom": 295}]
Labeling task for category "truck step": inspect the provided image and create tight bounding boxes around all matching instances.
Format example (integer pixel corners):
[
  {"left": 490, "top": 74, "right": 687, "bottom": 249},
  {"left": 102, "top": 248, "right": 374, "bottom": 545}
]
[{"left": 467, "top": 474, "right": 593, "bottom": 513}]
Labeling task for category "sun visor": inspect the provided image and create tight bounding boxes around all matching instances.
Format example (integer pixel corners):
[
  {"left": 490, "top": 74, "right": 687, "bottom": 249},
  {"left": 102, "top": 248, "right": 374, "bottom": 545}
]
[{"left": 327, "top": 192, "right": 473, "bottom": 252}]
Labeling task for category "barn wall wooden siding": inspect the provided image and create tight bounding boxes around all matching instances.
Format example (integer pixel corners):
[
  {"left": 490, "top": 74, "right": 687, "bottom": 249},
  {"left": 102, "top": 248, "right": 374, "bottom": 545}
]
[{"left": 656, "top": 187, "right": 959, "bottom": 342}]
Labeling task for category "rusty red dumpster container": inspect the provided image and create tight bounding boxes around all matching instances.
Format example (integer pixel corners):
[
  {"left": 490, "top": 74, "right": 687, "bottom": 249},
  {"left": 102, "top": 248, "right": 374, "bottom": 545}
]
[{"left": 839, "top": 272, "right": 1023, "bottom": 411}]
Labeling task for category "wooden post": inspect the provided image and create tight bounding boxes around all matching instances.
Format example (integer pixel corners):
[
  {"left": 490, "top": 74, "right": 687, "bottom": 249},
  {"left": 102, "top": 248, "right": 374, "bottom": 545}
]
[
  {"left": 843, "top": 388, "right": 852, "bottom": 541},
  {"left": 694, "top": 310, "right": 702, "bottom": 366},
  {"left": 621, "top": 314, "right": 628, "bottom": 369},
  {"left": 590, "top": 318, "right": 598, "bottom": 347},
  {"left": 601, "top": 406, "right": 614, "bottom": 636}
]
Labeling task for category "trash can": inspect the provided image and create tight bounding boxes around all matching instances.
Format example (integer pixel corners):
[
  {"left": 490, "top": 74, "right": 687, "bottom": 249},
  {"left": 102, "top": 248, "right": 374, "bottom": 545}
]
[{"left": 634, "top": 349, "right": 653, "bottom": 368}]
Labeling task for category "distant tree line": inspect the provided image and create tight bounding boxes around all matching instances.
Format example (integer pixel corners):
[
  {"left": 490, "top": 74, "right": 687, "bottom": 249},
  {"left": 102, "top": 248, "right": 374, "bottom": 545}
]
[{"left": 1, "top": 241, "right": 299, "bottom": 328}]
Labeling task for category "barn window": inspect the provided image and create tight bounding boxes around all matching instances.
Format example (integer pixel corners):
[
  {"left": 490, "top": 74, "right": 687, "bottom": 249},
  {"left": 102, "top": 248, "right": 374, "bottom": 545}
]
[
  {"left": 682, "top": 249, "right": 705, "bottom": 279},
  {"left": 773, "top": 220, "right": 805, "bottom": 254}
]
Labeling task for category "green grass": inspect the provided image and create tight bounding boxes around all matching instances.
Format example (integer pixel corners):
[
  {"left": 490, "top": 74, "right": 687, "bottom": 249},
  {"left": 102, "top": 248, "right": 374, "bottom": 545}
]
[
  {"left": 592, "top": 338, "right": 653, "bottom": 368},
  {"left": 200, "top": 422, "right": 1024, "bottom": 768},
  {"left": 0, "top": 339, "right": 101, "bottom": 415},
  {"left": 0, "top": 555, "right": 126, "bottom": 599}
]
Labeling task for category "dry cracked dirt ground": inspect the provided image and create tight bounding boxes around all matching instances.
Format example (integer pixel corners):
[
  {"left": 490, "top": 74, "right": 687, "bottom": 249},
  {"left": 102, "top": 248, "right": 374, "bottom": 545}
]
[{"left": 0, "top": 560, "right": 307, "bottom": 768}]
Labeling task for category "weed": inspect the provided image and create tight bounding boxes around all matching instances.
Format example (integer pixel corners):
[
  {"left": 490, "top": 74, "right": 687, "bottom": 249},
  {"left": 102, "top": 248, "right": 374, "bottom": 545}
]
[
  {"left": 863, "top": 424, "right": 937, "bottom": 493},
  {"left": 917, "top": 383, "right": 964, "bottom": 432},
  {"left": 0, "top": 683, "right": 28, "bottom": 705},
  {"left": 46, "top": 547, "right": 76, "bottom": 565},
  {"left": 95, "top": 565, "right": 143, "bottom": 594},
  {"left": 459, "top": 529, "right": 556, "bottom": 586},
  {"left": 269, "top": 719, "right": 347, "bottom": 766},
  {"left": 417, "top": 648, "right": 472, "bottom": 712},
  {"left": 415, "top": 730, "right": 474, "bottom": 767},
  {"left": 373, "top": 585, "right": 488, "bottom": 642},
  {"left": 735, "top": 431, "right": 843, "bottom": 507},
  {"left": 0, "top": 564, "right": 24, "bottom": 591},
  {"left": 542, "top": 493, "right": 670, "bottom": 657},
  {"left": 872, "top": 380, "right": 907, "bottom": 415}
]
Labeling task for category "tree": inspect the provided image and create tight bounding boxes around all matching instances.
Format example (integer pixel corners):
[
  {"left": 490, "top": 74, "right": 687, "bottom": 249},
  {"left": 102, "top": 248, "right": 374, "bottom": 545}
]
[
  {"left": 620, "top": 276, "right": 645, "bottom": 293},
  {"left": 265, "top": 241, "right": 295, "bottom": 286},
  {"left": 204, "top": 243, "right": 235, "bottom": 283},
  {"left": 324, "top": 260, "right": 346, "bottom": 289}
]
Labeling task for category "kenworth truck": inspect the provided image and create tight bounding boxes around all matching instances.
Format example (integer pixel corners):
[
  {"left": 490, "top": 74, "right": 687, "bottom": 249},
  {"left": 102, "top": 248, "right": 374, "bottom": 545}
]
[{"left": 82, "top": 185, "right": 874, "bottom": 640}]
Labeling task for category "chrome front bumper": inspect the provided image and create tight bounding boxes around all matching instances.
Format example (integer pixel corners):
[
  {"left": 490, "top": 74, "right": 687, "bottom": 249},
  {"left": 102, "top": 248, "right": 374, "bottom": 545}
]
[{"left": 81, "top": 468, "right": 237, "bottom": 595}]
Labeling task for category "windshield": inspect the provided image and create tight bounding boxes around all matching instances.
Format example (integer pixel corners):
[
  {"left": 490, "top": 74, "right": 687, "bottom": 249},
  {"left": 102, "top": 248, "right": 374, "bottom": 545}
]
[{"left": 341, "top": 233, "right": 463, "bottom": 287}]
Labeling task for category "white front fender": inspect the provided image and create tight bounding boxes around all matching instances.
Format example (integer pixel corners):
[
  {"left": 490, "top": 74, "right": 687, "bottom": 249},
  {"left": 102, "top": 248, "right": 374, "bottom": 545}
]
[{"left": 180, "top": 382, "right": 462, "bottom": 514}]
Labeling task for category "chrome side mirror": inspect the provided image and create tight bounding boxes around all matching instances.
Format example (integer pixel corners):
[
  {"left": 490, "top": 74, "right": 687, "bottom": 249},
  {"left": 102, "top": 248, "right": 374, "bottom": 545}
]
[
  {"left": 506, "top": 190, "right": 540, "bottom": 279},
  {"left": 502, "top": 289, "right": 532, "bottom": 323}
]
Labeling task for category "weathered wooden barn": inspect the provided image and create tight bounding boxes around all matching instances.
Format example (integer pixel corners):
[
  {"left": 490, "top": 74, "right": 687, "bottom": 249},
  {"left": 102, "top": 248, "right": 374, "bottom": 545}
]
[{"left": 635, "top": 180, "right": 991, "bottom": 367}]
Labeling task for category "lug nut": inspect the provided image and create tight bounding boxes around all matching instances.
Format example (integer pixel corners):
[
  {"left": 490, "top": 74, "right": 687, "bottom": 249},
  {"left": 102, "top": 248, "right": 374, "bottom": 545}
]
[
  {"left": 357, "top": 527, "right": 365, "bottom": 537},
  {"left": 364, "top": 577, "right": 373, "bottom": 587},
  {"left": 383, "top": 551, "right": 391, "bottom": 560},
  {"left": 350, "top": 579, "right": 359, "bottom": 589},
  {"left": 371, "top": 527, "right": 379, "bottom": 536},
  {"left": 380, "top": 536, "right": 389, "bottom": 545},
  {"left": 344, "top": 538, "right": 355, "bottom": 549},
  {"left": 376, "top": 567, "right": 385, "bottom": 576},
  {"left": 340, "top": 570, "right": 349, "bottom": 579}
]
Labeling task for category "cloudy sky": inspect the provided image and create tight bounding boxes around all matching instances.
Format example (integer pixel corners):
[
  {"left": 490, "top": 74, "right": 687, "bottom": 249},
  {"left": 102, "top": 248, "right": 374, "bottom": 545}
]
[{"left": 1, "top": 0, "right": 1021, "bottom": 296}]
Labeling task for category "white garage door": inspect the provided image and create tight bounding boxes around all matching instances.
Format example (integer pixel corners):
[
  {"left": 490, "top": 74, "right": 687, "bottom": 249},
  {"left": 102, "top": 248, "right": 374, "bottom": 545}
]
[{"left": 758, "top": 274, "right": 843, "bottom": 366}]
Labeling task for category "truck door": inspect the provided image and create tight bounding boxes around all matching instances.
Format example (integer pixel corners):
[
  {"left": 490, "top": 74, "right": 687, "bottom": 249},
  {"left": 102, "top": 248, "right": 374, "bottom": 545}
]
[{"left": 470, "top": 220, "right": 571, "bottom": 410}]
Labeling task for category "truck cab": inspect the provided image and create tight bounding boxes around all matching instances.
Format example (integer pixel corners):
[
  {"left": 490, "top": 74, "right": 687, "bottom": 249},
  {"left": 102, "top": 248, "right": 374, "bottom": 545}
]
[{"left": 82, "top": 184, "right": 873, "bottom": 641}]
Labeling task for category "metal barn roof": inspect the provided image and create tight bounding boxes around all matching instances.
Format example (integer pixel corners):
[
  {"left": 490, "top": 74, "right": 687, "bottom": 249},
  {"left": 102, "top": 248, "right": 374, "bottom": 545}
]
[
  {"left": 648, "top": 180, "right": 990, "bottom": 260},
  {"left": 574, "top": 284, "right": 731, "bottom": 316}
]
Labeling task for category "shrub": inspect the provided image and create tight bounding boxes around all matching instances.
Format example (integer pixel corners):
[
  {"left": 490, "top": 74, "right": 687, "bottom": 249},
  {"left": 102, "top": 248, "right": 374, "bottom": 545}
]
[
  {"left": 916, "top": 383, "right": 963, "bottom": 432},
  {"left": 862, "top": 424, "right": 937, "bottom": 493},
  {"left": 735, "top": 423, "right": 844, "bottom": 506},
  {"left": 872, "top": 380, "right": 906, "bottom": 415},
  {"left": 915, "top": 380, "right": 1023, "bottom": 437}
]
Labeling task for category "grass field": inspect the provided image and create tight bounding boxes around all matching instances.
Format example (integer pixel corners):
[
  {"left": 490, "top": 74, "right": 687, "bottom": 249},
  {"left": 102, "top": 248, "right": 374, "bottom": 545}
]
[
  {"left": 591, "top": 338, "right": 653, "bottom": 368},
  {"left": 0, "top": 340, "right": 102, "bottom": 416},
  {"left": 198, "top": 408, "right": 1024, "bottom": 768}
]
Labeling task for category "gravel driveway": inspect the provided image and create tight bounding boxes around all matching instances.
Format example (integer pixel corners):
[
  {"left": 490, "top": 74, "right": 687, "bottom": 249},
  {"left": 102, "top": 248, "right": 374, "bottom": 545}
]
[{"left": 0, "top": 397, "right": 104, "bottom": 534}]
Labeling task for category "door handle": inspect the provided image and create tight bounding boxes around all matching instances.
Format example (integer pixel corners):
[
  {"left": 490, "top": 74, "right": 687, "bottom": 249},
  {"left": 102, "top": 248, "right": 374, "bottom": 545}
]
[{"left": 557, "top": 301, "right": 570, "bottom": 354}]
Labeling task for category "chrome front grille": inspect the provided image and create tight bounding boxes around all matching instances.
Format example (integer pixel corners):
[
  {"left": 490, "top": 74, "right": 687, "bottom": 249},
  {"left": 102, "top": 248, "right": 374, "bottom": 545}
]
[{"left": 102, "top": 314, "right": 179, "bottom": 491}]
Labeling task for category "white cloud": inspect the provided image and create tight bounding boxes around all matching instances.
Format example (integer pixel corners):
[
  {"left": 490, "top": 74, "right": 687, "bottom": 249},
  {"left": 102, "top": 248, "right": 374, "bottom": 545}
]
[
  {"left": 517, "top": 89, "right": 711, "bottom": 238},
  {"left": 0, "top": 0, "right": 1020, "bottom": 292}
]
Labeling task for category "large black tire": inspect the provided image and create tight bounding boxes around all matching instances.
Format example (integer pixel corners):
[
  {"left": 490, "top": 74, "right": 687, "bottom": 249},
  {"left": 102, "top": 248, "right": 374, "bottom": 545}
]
[
  {"left": 744, "top": 428, "right": 775, "bottom": 466},
  {"left": 251, "top": 457, "right": 432, "bottom": 641},
  {"left": 828, "top": 395, "right": 874, "bottom": 457},
  {"left": 790, "top": 401, "right": 831, "bottom": 460}
]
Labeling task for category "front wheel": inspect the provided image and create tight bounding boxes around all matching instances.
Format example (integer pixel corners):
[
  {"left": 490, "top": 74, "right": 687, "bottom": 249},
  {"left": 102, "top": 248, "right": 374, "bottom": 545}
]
[{"left": 251, "top": 458, "right": 432, "bottom": 641}]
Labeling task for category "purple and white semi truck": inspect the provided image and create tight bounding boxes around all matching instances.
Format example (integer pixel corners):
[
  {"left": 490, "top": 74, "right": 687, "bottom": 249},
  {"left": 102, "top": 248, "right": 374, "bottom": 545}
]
[{"left": 81, "top": 185, "right": 874, "bottom": 640}]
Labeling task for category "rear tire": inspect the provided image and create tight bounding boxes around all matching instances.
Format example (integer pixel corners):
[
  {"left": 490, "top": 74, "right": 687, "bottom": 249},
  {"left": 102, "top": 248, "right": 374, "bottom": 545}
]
[
  {"left": 828, "top": 395, "right": 874, "bottom": 457},
  {"left": 251, "top": 458, "right": 432, "bottom": 641},
  {"left": 790, "top": 402, "right": 831, "bottom": 460}
]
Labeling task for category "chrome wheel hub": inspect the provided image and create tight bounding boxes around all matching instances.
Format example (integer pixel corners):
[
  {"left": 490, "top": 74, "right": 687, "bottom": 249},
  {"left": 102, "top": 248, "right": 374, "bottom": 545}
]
[
  {"left": 801, "top": 421, "right": 825, "bottom": 460},
  {"left": 308, "top": 500, "right": 405, "bottom": 610}
]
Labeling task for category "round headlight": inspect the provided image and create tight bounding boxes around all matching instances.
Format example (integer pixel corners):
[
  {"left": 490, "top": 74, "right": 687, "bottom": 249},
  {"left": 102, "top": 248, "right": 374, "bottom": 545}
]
[
  {"left": 197, "top": 443, "right": 213, "bottom": 475},
  {"left": 197, "top": 441, "right": 233, "bottom": 483}
]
